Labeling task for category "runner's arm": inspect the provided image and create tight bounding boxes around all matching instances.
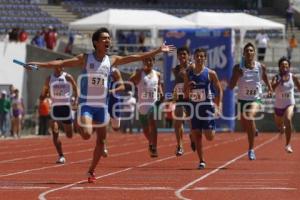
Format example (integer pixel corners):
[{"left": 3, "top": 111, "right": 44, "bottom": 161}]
[
  {"left": 228, "top": 64, "right": 241, "bottom": 89},
  {"left": 111, "top": 43, "right": 175, "bottom": 66},
  {"left": 110, "top": 68, "right": 125, "bottom": 94},
  {"left": 27, "top": 54, "right": 85, "bottom": 69}
]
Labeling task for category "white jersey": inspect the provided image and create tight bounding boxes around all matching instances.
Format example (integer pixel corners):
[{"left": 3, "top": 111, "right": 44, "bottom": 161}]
[
  {"left": 49, "top": 72, "right": 71, "bottom": 105},
  {"left": 79, "top": 53, "right": 111, "bottom": 107},
  {"left": 237, "top": 61, "right": 263, "bottom": 101},
  {"left": 137, "top": 70, "right": 159, "bottom": 114},
  {"left": 275, "top": 73, "right": 295, "bottom": 108}
]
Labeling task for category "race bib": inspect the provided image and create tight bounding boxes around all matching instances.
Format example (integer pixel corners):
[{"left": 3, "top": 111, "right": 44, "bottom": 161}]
[
  {"left": 52, "top": 84, "right": 71, "bottom": 98},
  {"left": 174, "top": 83, "right": 184, "bottom": 95},
  {"left": 280, "top": 91, "right": 291, "bottom": 99},
  {"left": 89, "top": 74, "right": 106, "bottom": 88},
  {"left": 244, "top": 86, "right": 258, "bottom": 97},
  {"left": 190, "top": 89, "right": 206, "bottom": 102},
  {"left": 141, "top": 88, "right": 156, "bottom": 99}
]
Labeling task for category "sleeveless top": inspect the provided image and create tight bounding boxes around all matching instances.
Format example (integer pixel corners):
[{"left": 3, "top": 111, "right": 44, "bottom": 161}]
[
  {"left": 275, "top": 73, "right": 295, "bottom": 108},
  {"left": 173, "top": 65, "right": 188, "bottom": 100},
  {"left": 49, "top": 72, "right": 71, "bottom": 105},
  {"left": 137, "top": 70, "right": 159, "bottom": 114},
  {"left": 188, "top": 67, "right": 213, "bottom": 105},
  {"left": 237, "top": 61, "right": 263, "bottom": 101},
  {"left": 79, "top": 53, "right": 111, "bottom": 107}
]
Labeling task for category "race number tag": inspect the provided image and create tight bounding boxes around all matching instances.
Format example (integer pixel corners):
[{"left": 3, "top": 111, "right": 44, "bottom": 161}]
[
  {"left": 280, "top": 92, "right": 291, "bottom": 99},
  {"left": 190, "top": 89, "right": 206, "bottom": 102},
  {"left": 174, "top": 83, "right": 184, "bottom": 95},
  {"left": 244, "top": 86, "right": 258, "bottom": 97},
  {"left": 89, "top": 74, "right": 105, "bottom": 88},
  {"left": 51, "top": 84, "right": 71, "bottom": 98},
  {"left": 142, "top": 88, "right": 156, "bottom": 99}
]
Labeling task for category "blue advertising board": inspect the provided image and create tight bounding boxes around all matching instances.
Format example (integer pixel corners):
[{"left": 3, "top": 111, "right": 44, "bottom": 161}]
[{"left": 163, "top": 29, "right": 235, "bottom": 131}]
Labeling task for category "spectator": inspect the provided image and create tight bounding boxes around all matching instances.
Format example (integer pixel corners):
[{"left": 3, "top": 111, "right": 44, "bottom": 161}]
[
  {"left": 31, "top": 31, "right": 46, "bottom": 48},
  {"left": 138, "top": 32, "right": 146, "bottom": 52},
  {"left": 121, "top": 91, "right": 136, "bottom": 134},
  {"left": 117, "top": 31, "right": 127, "bottom": 55},
  {"left": 64, "top": 31, "right": 75, "bottom": 54},
  {"left": 126, "top": 30, "right": 137, "bottom": 52},
  {"left": 0, "top": 90, "right": 11, "bottom": 137},
  {"left": 11, "top": 89, "right": 24, "bottom": 138},
  {"left": 8, "top": 28, "right": 19, "bottom": 42},
  {"left": 287, "top": 34, "right": 298, "bottom": 60},
  {"left": 38, "top": 94, "right": 51, "bottom": 135},
  {"left": 45, "top": 26, "right": 57, "bottom": 50},
  {"left": 19, "top": 28, "right": 28, "bottom": 42},
  {"left": 255, "top": 30, "right": 269, "bottom": 61},
  {"left": 286, "top": 3, "right": 294, "bottom": 32}
]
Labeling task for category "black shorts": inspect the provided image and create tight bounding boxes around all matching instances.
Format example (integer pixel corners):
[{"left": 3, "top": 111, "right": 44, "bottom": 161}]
[{"left": 52, "top": 105, "right": 72, "bottom": 124}]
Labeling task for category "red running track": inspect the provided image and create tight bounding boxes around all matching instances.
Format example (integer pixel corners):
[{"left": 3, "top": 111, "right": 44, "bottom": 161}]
[{"left": 0, "top": 132, "right": 299, "bottom": 200}]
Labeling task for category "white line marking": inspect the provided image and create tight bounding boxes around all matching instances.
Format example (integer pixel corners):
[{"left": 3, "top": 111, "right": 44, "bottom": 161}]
[
  {"left": 38, "top": 136, "right": 245, "bottom": 200},
  {"left": 175, "top": 136, "right": 277, "bottom": 200},
  {"left": 0, "top": 186, "right": 49, "bottom": 190},
  {"left": 71, "top": 186, "right": 174, "bottom": 191},
  {"left": 194, "top": 187, "right": 297, "bottom": 191}
]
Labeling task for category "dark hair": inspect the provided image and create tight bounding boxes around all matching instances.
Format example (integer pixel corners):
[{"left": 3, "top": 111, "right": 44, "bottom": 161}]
[
  {"left": 193, "top": 48, "right": 207, "bottom": 57},
  {"left": 55, "top": 58, "right": 63, "bottom": 61},
  {"left": 92, "top": 27, "right": 110, "bottom": 49},
  {"left": 177, "top": 46, "right": 190, "bottom": 55},
  {"left": 243, "top": 42, "right": 255, "bottom": 52},
  {"left": 278, "top": 56, "right": 291, "bottom": 68}
]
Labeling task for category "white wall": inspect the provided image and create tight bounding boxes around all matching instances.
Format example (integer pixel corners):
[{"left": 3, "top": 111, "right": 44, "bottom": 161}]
[{"left": 0, "top": 42, "right": 27, "bottom": 109}]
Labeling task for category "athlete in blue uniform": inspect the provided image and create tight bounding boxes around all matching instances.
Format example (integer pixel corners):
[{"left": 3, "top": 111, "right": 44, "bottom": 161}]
[
  {"left": 183, "top": 48, "right": 223, "bottom": 169},
  {"left": 27, "top": 27, "right": 175, "bottom": 183}
]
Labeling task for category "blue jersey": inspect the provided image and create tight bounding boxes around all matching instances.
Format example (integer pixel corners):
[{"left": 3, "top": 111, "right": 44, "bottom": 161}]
[{"left": 188, "top": 67, "right": 213, "bottom": 105}]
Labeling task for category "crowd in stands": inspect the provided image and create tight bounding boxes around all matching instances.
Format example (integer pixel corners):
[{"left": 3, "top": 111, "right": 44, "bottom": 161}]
[{"left": 6, "top": 25, "right": 58, "bottom": 50}]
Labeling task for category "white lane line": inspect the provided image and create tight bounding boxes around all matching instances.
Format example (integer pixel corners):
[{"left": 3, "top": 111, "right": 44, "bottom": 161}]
[
  {"left": 175, "top": 135, "right": 277, "bottom": 200},
  {"left": 71, "top": 186, "right": 174, "bottom": 191},
  {"left": 194, "top": 187, "right": 297, "bottom": 191},
  {"left": 0, "top": 186, "right": 49, "bottom": 190},
  {"left": 38, "top": 136, "right": 245, "bottom": 200}
]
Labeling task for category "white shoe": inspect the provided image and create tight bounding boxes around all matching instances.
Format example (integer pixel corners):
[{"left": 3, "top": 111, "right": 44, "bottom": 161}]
[
  {"left": 102, "top": 148, "right": 108, "bottom": 157},
  {"left": 56, "top": 156, "right": 66, "bottom": 164},
  {"left": 285, "top": 145, "right": 293, "bottom": 153}
]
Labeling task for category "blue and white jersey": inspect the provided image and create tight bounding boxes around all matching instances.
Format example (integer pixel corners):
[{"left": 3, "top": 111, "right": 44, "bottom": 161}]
[
  {"left": 275, "top": 73, "right": 295, "bottom": 108},
  {"left": 188, "top": 67, "right": 213, "bottom": 105},
  {"left": 49, "top": 72, "right": 71, "bottom": 105},
  {"left": 237, "top": 61, "right": 263, "bottom": 101},
  {"left": 79, "top": 53, "right": 111, "bottom": 107}
]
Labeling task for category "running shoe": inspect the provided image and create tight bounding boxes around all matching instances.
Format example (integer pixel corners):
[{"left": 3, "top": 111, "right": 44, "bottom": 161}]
[
  {"left": 149, "top": 145, "right": 158, "bottom": 158},
  {"left": 56, "top": 156, "right": 66, "bottom": 164},
  {"left": 285, "top": 145, "right": 293, "bottom": 153},
  {"left": 198, "top": 161, "right": 206, "bottom": 169},
  {"left": 175, "top": 146, "right": 184, "bottom": 156},
  {"left": 87, "top": 171, "right": 96, "bottom": 183},
  {"left": 189, "top": 134, "right": 196, "bottom": 152},
  {"left": 248, "top": 149, "right": 256, "bottom": 160},
  {"left": 102, "top": 147, "right": 108, "bottom": 158},
  {"left": 255, "top": 129, "right": 259, "bottom": 137}
]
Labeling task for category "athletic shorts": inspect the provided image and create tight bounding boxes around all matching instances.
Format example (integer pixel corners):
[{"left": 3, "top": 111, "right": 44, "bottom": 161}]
[
  {"left": 138, "top": 103, "right": 159, "bottom": 127},
  {"left": 238, "top": 99, "right": 262, "bottom": 113},
  {"left": 52, "top": 105, "right": 72, "bottom": 124},
  {"left": 274, "top": 105, "right": 292, "bottom": 117},
  {"left": 108, "top": 94, "right": 121, "bottom": 118},
  {"left": 191, "top": 103, "right": 216, "bottom": 131},
  {"left": 79, "top": 105, "right": 109, "bottom": 124}
]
